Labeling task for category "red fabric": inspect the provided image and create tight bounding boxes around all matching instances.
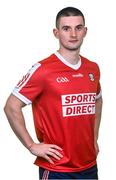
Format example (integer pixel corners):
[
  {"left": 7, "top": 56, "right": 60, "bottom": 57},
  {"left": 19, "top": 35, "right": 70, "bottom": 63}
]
[{"left": 13, "top": 54, "right": 101, "bottom": 172}]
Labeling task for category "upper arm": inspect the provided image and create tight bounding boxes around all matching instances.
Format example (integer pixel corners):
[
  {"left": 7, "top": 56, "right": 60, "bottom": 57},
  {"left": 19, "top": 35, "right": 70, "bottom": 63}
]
[
  {"left": 4, "top": 94, "right": 26, "bottom": 112},
  {"left": 95, "top": 96, "right": 103, "bottom": 113}
]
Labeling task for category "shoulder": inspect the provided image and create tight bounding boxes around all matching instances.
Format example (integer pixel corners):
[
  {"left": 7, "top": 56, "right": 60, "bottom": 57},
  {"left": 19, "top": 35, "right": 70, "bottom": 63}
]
[
  {"left": 80, "top": 55, "right": 100, "bottom": 71},
  {"left": 30, "top": 54, "right": 56, "bottom": 71},
  {"left": 30, "top": 53, "right": 57, "bottom": 77},
  {"left": 38, "top": 54, "right": 57, "bottom": 66}
]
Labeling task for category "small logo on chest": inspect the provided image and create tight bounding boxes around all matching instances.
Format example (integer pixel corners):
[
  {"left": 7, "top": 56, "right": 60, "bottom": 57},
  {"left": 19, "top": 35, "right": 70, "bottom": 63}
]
[
  {"left": 56, "top": 77, "right": 69, "bottom": 83},
  {"left": 72, "top": 73, "right": 84, "bottom": 78},
  {"left": 88, "top": 73, "right": 95, "bottom": 81}
]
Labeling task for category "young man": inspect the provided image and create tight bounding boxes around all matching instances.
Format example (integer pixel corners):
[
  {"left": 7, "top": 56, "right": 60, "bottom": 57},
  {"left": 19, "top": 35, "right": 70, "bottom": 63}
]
[{"left": 4, "top": 7, "right": 102, "bottom": 179}]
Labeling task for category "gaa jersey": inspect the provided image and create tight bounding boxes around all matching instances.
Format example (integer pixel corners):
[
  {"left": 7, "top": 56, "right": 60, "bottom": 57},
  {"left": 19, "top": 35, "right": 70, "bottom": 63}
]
[{"left": 12, "top": 52, "right": 102, "bottom": 172}]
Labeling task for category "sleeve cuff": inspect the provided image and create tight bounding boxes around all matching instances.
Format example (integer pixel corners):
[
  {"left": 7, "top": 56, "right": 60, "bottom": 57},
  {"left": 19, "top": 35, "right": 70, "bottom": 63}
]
[
  {"left": 96, "top": 90, "right": 102, "bottom": 100},
  {"left": 12, "top": 89, "right": 32, "bottom": 105}
]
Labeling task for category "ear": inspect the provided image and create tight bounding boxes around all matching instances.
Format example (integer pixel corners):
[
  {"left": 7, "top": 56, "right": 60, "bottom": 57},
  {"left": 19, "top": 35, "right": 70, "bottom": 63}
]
[
  {"left": 53, "top": 28, "right": 59, "bottom": 39},
  {"left": 84, "top": 27, "right": 87, "bottom": 37}
]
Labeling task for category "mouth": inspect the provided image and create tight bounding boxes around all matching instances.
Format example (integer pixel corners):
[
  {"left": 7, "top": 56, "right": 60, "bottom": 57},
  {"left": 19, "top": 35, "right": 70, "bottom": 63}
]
[{"left": 69, "top": 40, "right": 78, "bottom": 43}]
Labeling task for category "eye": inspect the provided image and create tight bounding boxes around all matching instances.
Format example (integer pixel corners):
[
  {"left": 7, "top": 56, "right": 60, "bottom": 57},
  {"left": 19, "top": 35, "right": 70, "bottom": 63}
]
[
  {"left": 76, "top": 25, "right": 84, "bottom": 31},
  {"left": 62, "top": 26, "right": 70, "bottom": 31}
]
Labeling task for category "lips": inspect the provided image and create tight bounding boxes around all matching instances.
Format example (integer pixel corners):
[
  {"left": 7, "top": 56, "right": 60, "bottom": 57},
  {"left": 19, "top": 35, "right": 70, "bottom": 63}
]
[{"left": 69, "top": 40, "right": 78, "bottom": 43}]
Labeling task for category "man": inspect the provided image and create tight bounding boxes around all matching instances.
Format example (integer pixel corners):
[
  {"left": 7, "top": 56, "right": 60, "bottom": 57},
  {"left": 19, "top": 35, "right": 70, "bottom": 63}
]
[{"left": 4, "top": 7, "right": 102, "bottom": 179}]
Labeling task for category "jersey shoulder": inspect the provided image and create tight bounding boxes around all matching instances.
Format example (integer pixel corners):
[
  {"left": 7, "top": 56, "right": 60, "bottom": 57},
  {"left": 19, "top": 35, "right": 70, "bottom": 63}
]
[
  {"left": 38, "top": 54, "right": 57, "bottom": 66},
  {"left": 80, "top": 55, "right": 100, "bottom": 72},
  {"left": 19, "top": 54, "right": 56, "bottom": 83},
  {"left": 36, "top": 54, "right": 60, "bottom": 75}
]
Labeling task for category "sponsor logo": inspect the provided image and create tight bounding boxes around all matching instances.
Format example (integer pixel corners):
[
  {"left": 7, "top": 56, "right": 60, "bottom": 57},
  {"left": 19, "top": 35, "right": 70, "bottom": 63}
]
[
  {"left": 89, "top": 73, "right": 95, "bottom": 81},
  {"left": 16, "top": 73, "right": 30, "bottom": 88},
  {"left": 56, "top": 77, "right": 69, "bottom": 83},
  {"left": 16, "top": 63, "right": 41, "bottom": 89},
  {"left": 72, "top": 73, "right": 84, "bottom": 78},
  {"left": 61, "top": 93, "right": 96, "bottom": 117}
]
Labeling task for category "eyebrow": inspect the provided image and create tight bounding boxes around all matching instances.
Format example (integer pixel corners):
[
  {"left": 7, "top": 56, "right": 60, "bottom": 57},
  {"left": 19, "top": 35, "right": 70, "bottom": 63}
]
[
  {"left": 62, "top": 25, "right": 70, "bottom": 29},
  {"left": 61, "top": 24, "right": 84, "bottom": 29}
]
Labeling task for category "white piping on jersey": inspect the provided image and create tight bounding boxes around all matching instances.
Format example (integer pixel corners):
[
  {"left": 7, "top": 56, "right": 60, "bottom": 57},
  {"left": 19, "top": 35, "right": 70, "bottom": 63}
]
[
  {"left": 96, "top": 90, "right": 102, "bottom": 100},
  {"left": 55, "top": 51, "right": 81, "bottom": 70},
  {"left": 12, "top": 90, "right": 32, "bottom": 105},
  {"left": 16, "top": 63, "right": 41, "bottom": 91},
  {"left": 12, "top": 63, "right": 41, "bottom": 105}
]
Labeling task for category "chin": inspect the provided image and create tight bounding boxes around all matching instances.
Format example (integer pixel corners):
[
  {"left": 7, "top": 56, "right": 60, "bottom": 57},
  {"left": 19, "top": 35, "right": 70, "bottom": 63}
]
[{"left": 66, "top": 46, "right": 80, "bottom": 51}]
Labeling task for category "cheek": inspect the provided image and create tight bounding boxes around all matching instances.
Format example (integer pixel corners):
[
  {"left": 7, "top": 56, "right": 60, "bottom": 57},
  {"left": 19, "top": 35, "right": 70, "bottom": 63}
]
[
  {"left": 59, "top": 34, "right": 67, "bottom": 42},
  {"left": 78, "top": 32, "right": 86, "bottom": 40}
]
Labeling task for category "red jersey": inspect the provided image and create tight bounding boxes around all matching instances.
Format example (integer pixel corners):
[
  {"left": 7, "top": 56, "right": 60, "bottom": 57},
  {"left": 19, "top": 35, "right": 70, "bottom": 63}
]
[{"left": 13, "top": 52, "right": 101, "bottom": 172}]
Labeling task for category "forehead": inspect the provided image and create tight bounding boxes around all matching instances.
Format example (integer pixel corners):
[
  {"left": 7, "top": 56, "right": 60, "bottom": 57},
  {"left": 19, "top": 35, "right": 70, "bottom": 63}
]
[{"left": 58, "top": 16, "right": 84, "bottom": 27}]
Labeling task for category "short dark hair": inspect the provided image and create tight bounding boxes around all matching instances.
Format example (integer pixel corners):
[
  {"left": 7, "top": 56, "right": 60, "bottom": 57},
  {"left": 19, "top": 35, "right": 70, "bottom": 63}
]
[{"left": 56, "top": 7, "right": 85, "bottom": 28}]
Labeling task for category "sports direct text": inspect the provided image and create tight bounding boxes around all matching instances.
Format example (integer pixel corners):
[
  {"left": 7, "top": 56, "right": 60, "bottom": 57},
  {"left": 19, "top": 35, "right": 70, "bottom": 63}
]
[{"left": 61, "top": 93, "right": 96, "bottom": 117}]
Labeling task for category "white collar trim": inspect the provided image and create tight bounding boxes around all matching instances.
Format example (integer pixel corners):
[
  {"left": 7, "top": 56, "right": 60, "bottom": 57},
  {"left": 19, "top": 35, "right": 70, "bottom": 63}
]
[{"left": 55, "top": 51, "right": 81, "bottom": 70}]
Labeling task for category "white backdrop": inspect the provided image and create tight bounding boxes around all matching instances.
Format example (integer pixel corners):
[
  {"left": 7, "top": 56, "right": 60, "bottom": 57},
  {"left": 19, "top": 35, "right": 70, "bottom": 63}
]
[{"left": 0, "top": 0, "right": 116, "bottom": 179}]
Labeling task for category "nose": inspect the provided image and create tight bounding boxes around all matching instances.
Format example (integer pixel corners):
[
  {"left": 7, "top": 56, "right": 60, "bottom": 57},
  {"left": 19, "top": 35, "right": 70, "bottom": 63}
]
[{"left": 70, "top": 29, "right": 77, "bottom": 37}]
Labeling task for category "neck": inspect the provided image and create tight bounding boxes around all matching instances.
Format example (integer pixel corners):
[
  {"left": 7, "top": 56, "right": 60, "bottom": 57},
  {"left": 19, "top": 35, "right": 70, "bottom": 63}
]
[{"left": 58, "top": 49, "right": 80, "bottom": 65}]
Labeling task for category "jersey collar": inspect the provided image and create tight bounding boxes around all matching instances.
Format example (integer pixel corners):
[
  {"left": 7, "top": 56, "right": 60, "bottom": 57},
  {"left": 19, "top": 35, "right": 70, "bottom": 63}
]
[{"left": 55, "top": 51, "right": 81, "bottom": 70}]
